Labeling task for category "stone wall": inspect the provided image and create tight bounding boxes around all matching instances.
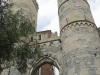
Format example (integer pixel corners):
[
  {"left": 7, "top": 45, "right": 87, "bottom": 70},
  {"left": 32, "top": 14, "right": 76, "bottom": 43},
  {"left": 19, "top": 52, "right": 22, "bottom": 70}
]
[
  {"left": 58, "top": 0, "right": 100, "bottom": 75},
  {"left": 0, "top": 30, "right": 62, "bottom": 75},
  {"left": 1, "top": 0, "right": 100, "bottom": 75},
  {"left": 9, "top": 0, "right": 38, "bottom": 27}
]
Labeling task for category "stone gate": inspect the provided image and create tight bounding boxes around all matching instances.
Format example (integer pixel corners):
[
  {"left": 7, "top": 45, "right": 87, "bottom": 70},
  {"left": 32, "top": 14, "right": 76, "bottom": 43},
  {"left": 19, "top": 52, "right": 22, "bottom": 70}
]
[{"left": 1, "top": 0, "right": 100, "bottom": 75}]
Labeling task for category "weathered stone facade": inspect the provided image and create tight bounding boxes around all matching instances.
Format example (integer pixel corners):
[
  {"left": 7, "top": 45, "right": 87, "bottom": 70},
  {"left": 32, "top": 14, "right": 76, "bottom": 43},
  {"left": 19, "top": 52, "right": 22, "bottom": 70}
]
[
  {"left": 58, "top": 0, "right": 100, "bottom": 75},
  {"left": 1, "top": 0, "right": 100, "bottom": 75},
  {"left": 9, "top": 0, "right": 38, "bottom": 27}
]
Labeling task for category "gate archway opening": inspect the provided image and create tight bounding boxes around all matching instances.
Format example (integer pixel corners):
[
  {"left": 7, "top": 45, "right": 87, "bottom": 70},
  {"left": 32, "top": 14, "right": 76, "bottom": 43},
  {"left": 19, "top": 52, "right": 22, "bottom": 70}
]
[{"left": 29, "top": 56, "right": 60, "bottom": 75}]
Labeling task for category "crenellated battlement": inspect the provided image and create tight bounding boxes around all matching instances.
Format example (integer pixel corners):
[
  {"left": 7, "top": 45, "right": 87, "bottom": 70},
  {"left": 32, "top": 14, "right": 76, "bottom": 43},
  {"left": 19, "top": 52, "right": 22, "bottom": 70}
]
[{"left": 36, "top": 30, "right": 60, "bottom": 44}]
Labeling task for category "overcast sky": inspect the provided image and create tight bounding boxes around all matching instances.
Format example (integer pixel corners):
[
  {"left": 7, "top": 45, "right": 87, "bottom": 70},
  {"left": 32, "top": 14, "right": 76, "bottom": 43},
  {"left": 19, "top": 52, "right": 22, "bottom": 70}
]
[{"left": 36, "top": 0, "right": 100, "bottom": 35}]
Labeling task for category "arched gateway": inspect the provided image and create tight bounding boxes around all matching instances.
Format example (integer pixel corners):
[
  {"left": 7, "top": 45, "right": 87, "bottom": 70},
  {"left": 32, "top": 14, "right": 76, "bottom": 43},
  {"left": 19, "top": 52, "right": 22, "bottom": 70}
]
[
  {"left": 27, "top": 34, "right": 62, "bottom": 75},
  {"left": 29, "top": 56, "right": 60, "bottom": 75}
]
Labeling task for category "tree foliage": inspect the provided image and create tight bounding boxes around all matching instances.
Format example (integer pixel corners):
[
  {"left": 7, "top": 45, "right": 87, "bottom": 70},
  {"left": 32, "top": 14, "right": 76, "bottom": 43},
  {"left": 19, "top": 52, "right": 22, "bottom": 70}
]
[{"left": 0, "top": 3, "right": 42, "bottom": 73}]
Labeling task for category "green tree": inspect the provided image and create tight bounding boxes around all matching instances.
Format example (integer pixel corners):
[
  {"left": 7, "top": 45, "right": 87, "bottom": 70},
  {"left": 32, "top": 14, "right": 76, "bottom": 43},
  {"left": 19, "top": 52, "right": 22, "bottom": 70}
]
[{"left": 0, "top": 1, "right": 42, "bottom": 73}]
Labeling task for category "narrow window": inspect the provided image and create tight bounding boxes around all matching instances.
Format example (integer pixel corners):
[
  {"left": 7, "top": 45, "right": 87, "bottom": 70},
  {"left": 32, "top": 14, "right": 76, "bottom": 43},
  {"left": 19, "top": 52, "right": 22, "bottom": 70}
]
[{"left": 39, "top": 35, "right": 41, "bottom": 40}]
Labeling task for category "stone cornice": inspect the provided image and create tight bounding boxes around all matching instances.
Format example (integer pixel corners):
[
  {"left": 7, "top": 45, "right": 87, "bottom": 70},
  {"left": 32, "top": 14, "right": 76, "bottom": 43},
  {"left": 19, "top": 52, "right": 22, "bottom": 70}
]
[
  {"left": 60, "top": 20, "right": 97, "bottom": 35},
  {"left": 37, "top": 37, "right": 61, "bottom": 44}
]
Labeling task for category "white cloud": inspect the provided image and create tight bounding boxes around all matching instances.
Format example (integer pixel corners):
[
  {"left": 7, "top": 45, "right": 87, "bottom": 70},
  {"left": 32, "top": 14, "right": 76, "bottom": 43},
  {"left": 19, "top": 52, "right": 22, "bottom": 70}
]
[
  {"left": 41, "top": 15, "right": 60, "bottom": 34},
  {"left": 37, "top": 0, "right": 57, "bottom": 17},
  {"left": 88, "top": 0, "right": 100, "bottom": 27},
  {"left": 92, "top": 7, "right": 100, "bottom": 27},
  {"left": 37, "top": 0, "right": 59, "bottom": 34}
]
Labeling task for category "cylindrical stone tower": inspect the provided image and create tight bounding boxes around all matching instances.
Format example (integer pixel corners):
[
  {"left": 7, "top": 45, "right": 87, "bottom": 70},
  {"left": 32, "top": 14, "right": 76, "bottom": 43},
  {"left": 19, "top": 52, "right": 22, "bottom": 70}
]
[
  {"left": 58, "top": 0, "right": 100, "bottom": 75},
  {"left": 9, "top": 0, "right": 38, "bottom": 28}
]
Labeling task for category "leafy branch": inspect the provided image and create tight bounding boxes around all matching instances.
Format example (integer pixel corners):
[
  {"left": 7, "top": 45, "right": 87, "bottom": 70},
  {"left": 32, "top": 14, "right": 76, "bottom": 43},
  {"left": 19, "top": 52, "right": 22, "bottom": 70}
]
[{"left": 0, "top": 2, "right": 42, "bottom": 73}]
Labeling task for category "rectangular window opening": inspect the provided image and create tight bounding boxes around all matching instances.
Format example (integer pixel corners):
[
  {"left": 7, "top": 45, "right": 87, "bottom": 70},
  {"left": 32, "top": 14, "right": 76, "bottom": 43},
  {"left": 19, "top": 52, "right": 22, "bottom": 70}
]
[{"left": 39, "top": 35, "right": 41, "bottom": 40}]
